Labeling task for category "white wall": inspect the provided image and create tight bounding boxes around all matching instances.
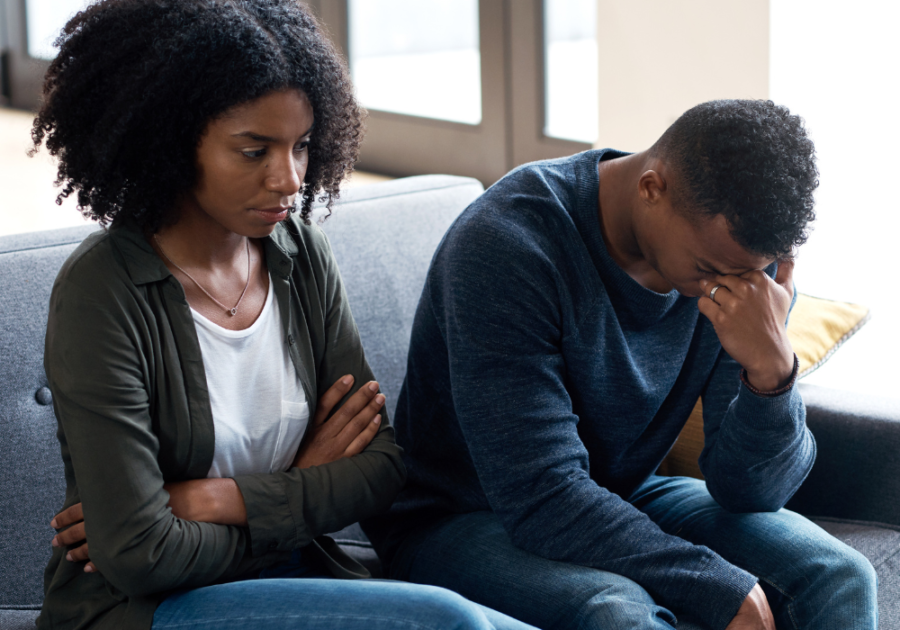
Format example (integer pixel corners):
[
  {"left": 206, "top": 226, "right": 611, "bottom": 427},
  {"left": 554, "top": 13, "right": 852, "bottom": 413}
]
[
  {"left": 769, "top": 0, "right": 900, "bottom": 399},
  {"left": 595, "top": 0, "right": 769, "bottom": 152}
]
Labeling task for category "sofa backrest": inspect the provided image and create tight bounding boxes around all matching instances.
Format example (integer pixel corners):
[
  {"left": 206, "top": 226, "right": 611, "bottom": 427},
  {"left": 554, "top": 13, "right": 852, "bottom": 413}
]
[
  {"left": 0, "top": 224, "right": 99, "bottom": 612},
  {"left": 0, "top": 174, "right": 483, "bottom": 610},
  {"left": 321, "top": 175, "right": 483, "bottom": 415}
]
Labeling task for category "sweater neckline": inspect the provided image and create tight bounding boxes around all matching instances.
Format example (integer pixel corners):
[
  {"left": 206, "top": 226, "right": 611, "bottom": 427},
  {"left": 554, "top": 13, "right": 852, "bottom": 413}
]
[{"left": 572, "top": 149, "right": 685, "bottom": 328}]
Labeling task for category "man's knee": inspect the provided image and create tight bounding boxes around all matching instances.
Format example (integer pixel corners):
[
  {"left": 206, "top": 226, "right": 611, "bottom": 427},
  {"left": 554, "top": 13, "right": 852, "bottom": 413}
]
[{"left": 817, "top": 544, "right": 877, "bottom": 604}]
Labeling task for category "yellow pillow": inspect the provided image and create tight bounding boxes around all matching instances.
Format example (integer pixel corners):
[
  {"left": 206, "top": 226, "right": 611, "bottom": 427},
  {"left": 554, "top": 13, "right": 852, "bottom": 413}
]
[{"left": 657, "top": 293, "right": 871, "bottom": 479}]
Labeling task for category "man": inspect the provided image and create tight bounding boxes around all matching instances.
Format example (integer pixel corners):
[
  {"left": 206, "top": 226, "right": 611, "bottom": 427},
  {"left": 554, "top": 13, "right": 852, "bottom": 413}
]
[{"left": 364, "top": 100, "right": 876, "bottom": 630}]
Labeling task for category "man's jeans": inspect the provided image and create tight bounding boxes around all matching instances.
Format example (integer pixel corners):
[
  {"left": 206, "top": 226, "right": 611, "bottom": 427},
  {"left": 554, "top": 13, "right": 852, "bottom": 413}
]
[
  {"left": 152, "top": 549, "right": 536, "bottom": 630},
  {"left": 390, "top": 476, "right": 877, "bottom": 630}
]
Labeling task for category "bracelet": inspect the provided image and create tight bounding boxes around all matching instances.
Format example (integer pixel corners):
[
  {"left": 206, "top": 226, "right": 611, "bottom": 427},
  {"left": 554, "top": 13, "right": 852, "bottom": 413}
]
[{"left": 740, "top": 353, "right": 800, "bottom": 398}]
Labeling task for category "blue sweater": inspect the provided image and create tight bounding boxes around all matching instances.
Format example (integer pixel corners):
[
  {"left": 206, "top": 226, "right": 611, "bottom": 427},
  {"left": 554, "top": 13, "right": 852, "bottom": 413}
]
[{"left": 366, "top": 150, "right": 815, "bottom": 629}]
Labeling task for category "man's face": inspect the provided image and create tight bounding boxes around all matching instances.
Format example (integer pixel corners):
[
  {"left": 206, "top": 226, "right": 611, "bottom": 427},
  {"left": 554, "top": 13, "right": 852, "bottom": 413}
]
[{"left": 640, "top": 204, "right": 775, "bottom": 298}]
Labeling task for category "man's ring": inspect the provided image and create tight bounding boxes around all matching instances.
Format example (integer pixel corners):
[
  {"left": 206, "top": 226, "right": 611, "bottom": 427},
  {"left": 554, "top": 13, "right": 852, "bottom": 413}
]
[{"left": 709, "top": 284, "right": 724, "bottom": 304}]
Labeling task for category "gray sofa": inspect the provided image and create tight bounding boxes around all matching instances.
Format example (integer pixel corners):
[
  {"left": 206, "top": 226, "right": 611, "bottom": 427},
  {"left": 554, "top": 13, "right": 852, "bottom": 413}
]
[{"left": 1, "top": 175, "right": 898, "bottom": 629}]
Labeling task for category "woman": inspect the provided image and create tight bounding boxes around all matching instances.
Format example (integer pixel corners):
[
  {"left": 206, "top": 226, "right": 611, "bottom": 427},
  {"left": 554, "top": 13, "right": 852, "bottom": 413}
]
[{"left": 33, "top": 1, "right": 535, "bottom": 629}]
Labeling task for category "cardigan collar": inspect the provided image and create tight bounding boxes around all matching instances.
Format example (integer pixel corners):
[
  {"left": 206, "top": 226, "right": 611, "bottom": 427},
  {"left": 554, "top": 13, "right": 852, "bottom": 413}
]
[{"left": 109, "top": 219, "right": 299, "bottom": 286}]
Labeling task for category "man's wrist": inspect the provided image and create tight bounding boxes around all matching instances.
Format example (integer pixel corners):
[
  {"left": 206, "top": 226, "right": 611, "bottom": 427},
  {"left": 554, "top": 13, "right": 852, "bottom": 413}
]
[{"left": 741, "top": 353, "right": 799, "bottom": 397}]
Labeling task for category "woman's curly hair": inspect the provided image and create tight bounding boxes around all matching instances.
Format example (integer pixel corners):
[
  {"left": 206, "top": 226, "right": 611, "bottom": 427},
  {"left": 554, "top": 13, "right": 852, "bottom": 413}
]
[
  {"left": 652, "top": 99, "right": 818, "bottom": 259},
  {"left": 31, "top": 0, "right": 363, "bottom": 230}
]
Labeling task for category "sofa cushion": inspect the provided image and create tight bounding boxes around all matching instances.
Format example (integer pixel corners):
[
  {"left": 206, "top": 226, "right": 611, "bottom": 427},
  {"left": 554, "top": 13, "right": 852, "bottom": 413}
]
[{"left": 0, "top": 225, "right": 99, "bottom": 609}]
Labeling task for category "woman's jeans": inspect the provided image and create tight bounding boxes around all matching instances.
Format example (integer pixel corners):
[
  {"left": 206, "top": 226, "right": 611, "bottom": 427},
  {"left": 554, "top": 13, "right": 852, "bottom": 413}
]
[
  {"left": 152, "top": 548, "right": 536, "bottom": 630},
  {"left": 390, "top": 476, "right": 877, "bottom": 630}
]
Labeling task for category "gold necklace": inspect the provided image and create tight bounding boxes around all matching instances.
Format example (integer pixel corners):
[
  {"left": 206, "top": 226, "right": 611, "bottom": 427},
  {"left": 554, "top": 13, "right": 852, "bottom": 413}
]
[{"left": 154, "top": 234, "right": 251, "bottom": 316}]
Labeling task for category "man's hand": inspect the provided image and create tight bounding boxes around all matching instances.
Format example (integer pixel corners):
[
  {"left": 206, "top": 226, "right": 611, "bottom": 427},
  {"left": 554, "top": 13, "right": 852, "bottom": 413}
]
[
  {"left": 293, "top": 375, "right": 384, "bottom": 469},
  {"left": 699, "top": 259, "right": 795, "bottom": 392},
  {"left": 726, "top": 584, "right": 776, "bottom": 630},
  {"left": 51, "top": 503, "right": 96, "bottom": 574}
]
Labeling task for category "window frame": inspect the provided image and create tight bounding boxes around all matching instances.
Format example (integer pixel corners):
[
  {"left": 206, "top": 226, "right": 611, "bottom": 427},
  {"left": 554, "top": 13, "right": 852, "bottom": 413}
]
[
  {"left": 2, "top": 0, "right": 594, "bottom": 184},
  {"left": 312, "top": 0, "right": 591, "bottom": 185}
]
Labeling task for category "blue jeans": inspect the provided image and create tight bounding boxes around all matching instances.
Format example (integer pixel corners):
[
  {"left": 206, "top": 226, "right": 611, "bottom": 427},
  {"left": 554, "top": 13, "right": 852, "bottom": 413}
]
[
  {"left": 390, "top": 476, "right": 877, "bottom": 630},
  {"left": 152, "top": 548, "right": 536, "bottom": 630}
]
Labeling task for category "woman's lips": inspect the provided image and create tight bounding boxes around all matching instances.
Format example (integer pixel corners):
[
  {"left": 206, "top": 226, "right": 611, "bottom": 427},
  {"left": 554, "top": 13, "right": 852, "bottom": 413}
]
[{"left": 252, "top": 207, "right": 290, "bottom": 222}]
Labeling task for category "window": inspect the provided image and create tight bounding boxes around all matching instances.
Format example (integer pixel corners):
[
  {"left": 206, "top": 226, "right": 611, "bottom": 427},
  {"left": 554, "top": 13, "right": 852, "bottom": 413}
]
[{"left": 310, "top": 0, "right": 597, "bottom": 184}]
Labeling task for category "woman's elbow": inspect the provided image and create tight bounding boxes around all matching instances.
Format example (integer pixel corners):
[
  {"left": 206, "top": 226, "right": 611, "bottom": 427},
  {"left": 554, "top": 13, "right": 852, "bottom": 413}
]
[{"left": 90, "top": 546, "right": 171, "bottom": 597}]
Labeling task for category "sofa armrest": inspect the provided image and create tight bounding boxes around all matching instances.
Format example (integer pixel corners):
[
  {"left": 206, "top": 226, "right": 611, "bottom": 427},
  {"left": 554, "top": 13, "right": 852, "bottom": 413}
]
[{"left": 786, "top": 383, "right": 900, "bottom": 526}]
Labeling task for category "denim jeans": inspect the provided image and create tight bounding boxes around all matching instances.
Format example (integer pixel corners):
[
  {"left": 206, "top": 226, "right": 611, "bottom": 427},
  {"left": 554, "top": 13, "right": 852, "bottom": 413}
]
[
  {"left": 390, "top": 476, "right": 877, "bottom": 630},
  {"left": 152, "top": 548, "right": 536, "bottom": 630}
]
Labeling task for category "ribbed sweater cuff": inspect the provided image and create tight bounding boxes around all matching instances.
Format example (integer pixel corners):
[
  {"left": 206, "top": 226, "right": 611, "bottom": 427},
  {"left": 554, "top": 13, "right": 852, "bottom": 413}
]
[
  {"left": 683, "top": 555, "right": 759, "bottom": 630},
  {"left": 731, "top": 381, "right": 803, "bottom": 434}
]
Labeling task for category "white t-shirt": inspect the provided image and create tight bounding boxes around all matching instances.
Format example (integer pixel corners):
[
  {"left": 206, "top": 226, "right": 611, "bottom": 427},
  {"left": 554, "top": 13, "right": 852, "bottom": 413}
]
[{"left": 191, "top": 275, "right": 310, "bottom": 478}]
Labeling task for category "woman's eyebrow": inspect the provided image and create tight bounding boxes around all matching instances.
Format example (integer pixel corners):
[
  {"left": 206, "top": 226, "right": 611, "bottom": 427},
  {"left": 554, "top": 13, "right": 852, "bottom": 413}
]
[
  {"left": 231, "top": 131, "right": 278, "bottom": 142},
  {"left": 230, "top": 123, "right": 315, "bottom": 143}
]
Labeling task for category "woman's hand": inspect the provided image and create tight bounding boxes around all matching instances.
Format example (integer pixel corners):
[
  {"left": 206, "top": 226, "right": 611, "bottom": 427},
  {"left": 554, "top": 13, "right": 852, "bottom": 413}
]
[
  {"left": 51, "top": 503, "right": 96, "bottom": 574},
  {"left": 293, "top": 375, "right": 385, "bottom": 469}
]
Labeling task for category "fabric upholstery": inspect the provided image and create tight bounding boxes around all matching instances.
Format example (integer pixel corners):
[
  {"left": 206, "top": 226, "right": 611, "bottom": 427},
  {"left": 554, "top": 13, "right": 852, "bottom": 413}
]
[
  {"left": 321, "top": 175, "right": 485, "bottom": 418},
  {"left": 0, "top": 224, "right": 98, "bottom": 609},
  {"left": 0, "top": 608, "right": 42, "bottom": 630},
  {"left": 787, "top": 383, "right": 900, "bottom": 526}
]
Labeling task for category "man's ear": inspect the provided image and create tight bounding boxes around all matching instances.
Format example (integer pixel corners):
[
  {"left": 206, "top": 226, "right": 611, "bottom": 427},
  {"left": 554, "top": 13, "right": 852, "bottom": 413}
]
[{"left": 638, "top": 169, "right": 667, "bottom": 206}]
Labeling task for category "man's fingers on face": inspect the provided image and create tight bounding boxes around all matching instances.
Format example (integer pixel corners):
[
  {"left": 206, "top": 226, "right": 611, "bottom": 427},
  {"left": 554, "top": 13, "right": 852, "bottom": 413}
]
[
  {"left": 66, "top": 542, "right": 90, "bottom": 562},
  {"left": 712, "top": 273, "right": 748, "bottom": 294},
  {"left": 737, "top": 269, "right": 770, "bottom": 287},
  {"left": 51, "top": 502, "right": 84, "bottom": 529},
  {"left": 53, "top": 521, "right": 86, "bottom": 548},
  {"left": 313, "top": 374, "right": 355, "bottom": 425}
]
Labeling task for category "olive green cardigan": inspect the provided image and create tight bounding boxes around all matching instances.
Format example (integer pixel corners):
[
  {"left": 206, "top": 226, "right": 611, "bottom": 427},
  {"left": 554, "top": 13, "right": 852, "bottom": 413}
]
[{"left": 38, "top": 217, "right": 406, "bottom": 629}]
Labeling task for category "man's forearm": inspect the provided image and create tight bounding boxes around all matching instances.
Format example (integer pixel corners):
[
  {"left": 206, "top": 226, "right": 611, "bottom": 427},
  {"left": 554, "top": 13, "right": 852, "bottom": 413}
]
[{"left": 701, "top": 385, "right": 815, "bottom": 513}]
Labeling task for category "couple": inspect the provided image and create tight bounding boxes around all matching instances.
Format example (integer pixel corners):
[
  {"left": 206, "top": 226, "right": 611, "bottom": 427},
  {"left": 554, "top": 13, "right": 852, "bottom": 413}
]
[{"left": 37, "top": 1, "right": 874, "bottom": 629}]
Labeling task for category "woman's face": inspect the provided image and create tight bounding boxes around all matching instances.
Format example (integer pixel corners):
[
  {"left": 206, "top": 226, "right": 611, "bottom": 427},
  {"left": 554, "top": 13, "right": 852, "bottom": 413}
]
[{"left": 180, "top": 88, "right": 315, "bottom": 238}]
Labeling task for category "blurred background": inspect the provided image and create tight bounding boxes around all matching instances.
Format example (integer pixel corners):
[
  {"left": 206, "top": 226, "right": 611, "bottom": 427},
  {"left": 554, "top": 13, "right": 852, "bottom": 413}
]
[{"left": 1, "top": 0, "right": 897, "bottom": 401}]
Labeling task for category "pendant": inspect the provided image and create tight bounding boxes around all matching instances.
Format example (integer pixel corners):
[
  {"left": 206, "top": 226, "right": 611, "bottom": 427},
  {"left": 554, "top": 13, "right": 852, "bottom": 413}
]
[{"left": 229, "top": 307, "right": 237, "bottom": 316}]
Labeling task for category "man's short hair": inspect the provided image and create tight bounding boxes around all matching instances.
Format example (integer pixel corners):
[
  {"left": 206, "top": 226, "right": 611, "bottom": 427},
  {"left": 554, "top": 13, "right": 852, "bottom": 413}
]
[{"left": 651, "top": 99, "right": 818, "bottom": 259}]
